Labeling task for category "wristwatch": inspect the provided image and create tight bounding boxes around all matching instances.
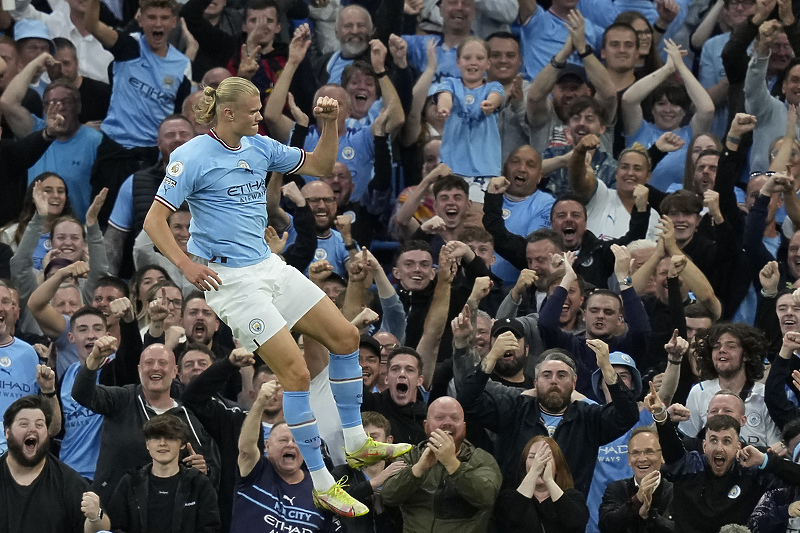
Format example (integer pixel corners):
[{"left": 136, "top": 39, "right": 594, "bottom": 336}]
[
  {"left": 619, "top": 276, "right": 632, "bottom": 287},
  {"left": 88, "top": 509, "right": 104, "bottom": 523},
  {"left": 550, "top": 56, "right": 566, "bottom": 69},
  {"left": 578, "top": 45, "right": 594, "bottom": 59}
]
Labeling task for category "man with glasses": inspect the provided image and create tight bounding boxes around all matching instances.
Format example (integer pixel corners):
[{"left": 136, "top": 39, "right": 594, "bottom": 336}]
[
  {"left": 301, "top": 180, "right": 353, "bottom": 277},
  {"left": 0, "top": 68, "right": 137, "bottom": 225},
  {"left": 599, "top": 426, "right": 675, "bottom": 532}
]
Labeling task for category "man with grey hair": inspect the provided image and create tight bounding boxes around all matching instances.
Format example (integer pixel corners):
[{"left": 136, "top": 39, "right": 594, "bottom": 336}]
[{"left": 458, "top": 339, "right": 639, "bottom": 494}]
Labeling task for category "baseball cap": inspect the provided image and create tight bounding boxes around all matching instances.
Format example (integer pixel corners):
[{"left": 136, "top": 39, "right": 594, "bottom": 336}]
[
  {"left": 556, "top": 64, "right": 588, "bottom": 85},
  {"left": 590, "top": 351, "right": 642, "bottom": 402},
  {"left": 359, "top": 334, "right": 381, "bottom": 356},
  {"left": 43, "top": 257, "right": 74, "bottom": 279},
  {"left": 491, "top": 317, "right": 525, "bottom": 338},
  {"left": 14, "top": 19, "right": 55, "bottom": 54}
]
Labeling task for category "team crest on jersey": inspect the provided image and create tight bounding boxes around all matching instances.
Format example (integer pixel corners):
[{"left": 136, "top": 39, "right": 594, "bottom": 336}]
[
  {"left": 728, "top": 485, "right": 741, "bottom": 499},
  {"left": 502, "top": 208, "right": 511, "bottom": 220},
  {"left": 315, "top": 248, "right": 328, "bottom": 261},
  {"left": 167, "top": 161, "right": 184, "bottom": 178},
  {"left": 249, "top": 319, "right": 265, "bottom": 335},
  {"left": 465, "top": 94, "right": 475, "bottom": 105},
  {"left": 0, "top": 356, "right": 10, "bottom": 368},
  {"left": 344, "top": 211, "right": 356, "bottom": 223},
  {"left": 162, "top": 75, "right": 175, "bottom": 88},
  {"left": 747, "top": 413, "right": 762, "bottom": 427},
  {"left": 342, "top": 147, "right": 355, "bottom": 160},
  {"left": 237, "top": 160, "right": 251, "bottom": 170}
]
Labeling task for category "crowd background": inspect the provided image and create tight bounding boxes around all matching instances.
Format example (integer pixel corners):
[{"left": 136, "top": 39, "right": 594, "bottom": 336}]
[{"left": 5, "top": 0, "right": 800, "bottom": 531}]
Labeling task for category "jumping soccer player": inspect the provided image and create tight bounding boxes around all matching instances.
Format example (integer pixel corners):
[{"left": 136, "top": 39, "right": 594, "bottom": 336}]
[{"left": 143, "top": 76, "right": 410, "bottom": 517}]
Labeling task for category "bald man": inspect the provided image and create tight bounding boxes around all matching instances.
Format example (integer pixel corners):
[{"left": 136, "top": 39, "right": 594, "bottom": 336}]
[
  {"left": 382, "top": 397, "right": 503, "bottom": 533},
  {"left": 72, "top": 341, "right": 221, "bottom": 505},
  {"left": 302, "top": 180, "right": 355, "bottom": 277}
]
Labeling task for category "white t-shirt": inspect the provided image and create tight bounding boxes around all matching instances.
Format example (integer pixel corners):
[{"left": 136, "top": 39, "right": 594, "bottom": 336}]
[
  {"left": 679, "top": 379, "right": 781, "bottom": 449},
  {"left": 586, "top": 180, "right": 659, "bottom": 241}
]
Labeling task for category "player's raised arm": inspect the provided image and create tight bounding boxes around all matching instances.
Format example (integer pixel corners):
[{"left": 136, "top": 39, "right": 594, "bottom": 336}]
[{"left": 296, "top": 96, "right": 339, "bottom": 177}]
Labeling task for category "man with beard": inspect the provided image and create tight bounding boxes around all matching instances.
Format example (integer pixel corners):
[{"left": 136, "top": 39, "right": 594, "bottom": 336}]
[
  {"left": 646, "top": 386, "right": 800, "bottom": 533},
  {"left": 680, "top": 323, "right": 780, "bottom": 450},
  {"left": 234, "top": 384, "right": 342, "bottom": 531},
  {"left": 481, "top": 148, "right": 554, "bottom": 286},
  {"left": 302, "top": 180, "right": 353, "bottom": 278},
  {"left": 359, "top": 334, "right": 382, "bottom": 391},
  {"left": 458, "top": 340, "right": 639, "bottom": 493},
  {"left": 484, "top": 318, "right": 532, "bottom": 388},
  {"left": 0, "top": 395, "right": 111, "bottom": 533},
  {"left": 538, "top": 249, "right": 650, "bottom": 401},
  {"left": 382, "top": 396, "right": 502, "bottom": 533}
]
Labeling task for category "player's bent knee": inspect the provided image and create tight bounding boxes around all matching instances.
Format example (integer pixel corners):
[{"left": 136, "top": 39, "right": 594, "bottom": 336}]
[
  {"left": 281, "top": 363, "right": 311, "bottom": 391},
  {"left": 330, "top": 323, "right": 360, "bottom": 355}
]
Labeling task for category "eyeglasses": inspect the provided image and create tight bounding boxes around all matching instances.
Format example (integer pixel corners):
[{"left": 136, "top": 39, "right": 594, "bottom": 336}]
[
  {"left": 749, "top": 171, "right": 776, "bottom": 178},
  {"left": 150, "top": 298, "right": 183, "bottom": 308},
  {"left": 306, "top": 196, "right": 336, "bottom": 205},
  {"left": 629, "top": 448, "right": 662, "bottom": 458},
  {"left": 380, "top": 343, "right": 401, "bottom": 352}
]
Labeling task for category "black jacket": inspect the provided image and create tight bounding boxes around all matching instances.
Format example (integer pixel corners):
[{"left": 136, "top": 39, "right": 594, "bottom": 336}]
[
  {"left": 657, "top": 416, "right": 800, "bottom": 533},
  {"left": 108, "top": 464, "right": 220, "bottom": 533},
  {"left": 458, "top": 365, "right": 639, "bottom": 494},
  {"left": 361, "top": 388, "right": 427, "bottom": 445},
  {"left": 599, "top": 477, "right": 675, "bottom": 533},
  {"left": 181, "top": 356, "right": 255, "bottom": 533},
  {"left": 493, "top": 487, "right": 589, "bottom": 533}
]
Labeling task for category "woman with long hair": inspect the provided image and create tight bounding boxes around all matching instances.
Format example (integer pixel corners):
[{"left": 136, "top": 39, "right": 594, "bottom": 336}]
[
  {"left": 0, "top": 172, "right": 74, "bottom": 270},
  {"left": 493, "top": 436, "right": 589, "bottom": 533}
]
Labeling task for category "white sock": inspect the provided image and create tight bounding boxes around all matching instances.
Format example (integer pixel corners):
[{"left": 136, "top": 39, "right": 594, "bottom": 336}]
[
  {"left": 309, "top": 467, "right": 336, "bottom": 492},
  {"left": 343, "top": 425, "right": 368, "bottom": 452}
]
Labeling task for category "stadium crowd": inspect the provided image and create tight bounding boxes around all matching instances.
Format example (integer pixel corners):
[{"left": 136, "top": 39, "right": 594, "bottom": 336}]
[{"left": 5, "top": 0, "right": 800, "bottom": 531}]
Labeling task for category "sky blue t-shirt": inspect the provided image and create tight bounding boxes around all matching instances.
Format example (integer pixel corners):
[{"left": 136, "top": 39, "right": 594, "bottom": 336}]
[
  {"left": 156, "top": 130, "right": 305, "bottom": 267},
  {"left": 585, "top": 409, "right": 654, "bottom": 533},
  {"left": 699, "top": 32, "right": 731, "bottom": 139},
  {"left": 404, "top": 35, "right": 460, "bottom": 83},
  {"left": 30, "top": 117, "right": 102, "bottom": 223},
  {"left": 55, "top": 315, "right": 79, "bottom": 380},
  {"left": 438, "top": 78, "right": 504, "bottom": 178},
  {"left": 108, "top": 174, "right": 134, "bottom": 231},
  {"left": 519, "top": 8, "right": 603, "bottom": 79},
  {"left": 540, "top": 411, "right": 563, "bottom": 438},
  {"left": 626, "top": 122, "right": 692, "bottom": 192},
  {"left": 308, "top": 230, "right": 349, "bottom": 278},
  {"left": 325, "top": 51, "right": 353, "bottom": 85},
  {"left": 102, "top": 36, "right": 190, "bottom": 148},
  {"left": 59, "top": 361, "right": 103, "bottom": 480},
  {"left": 302, "top": 125, "right": 374, "bottom": 203},
  {"left": 491, "top": 190, "right": 554, "bottom": 285},
  {"left": 231, "top": 458, "right": 339, "bottom": 533},
  {"left": 0, "top": 338, "right": 40, "bottom": 454}
]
